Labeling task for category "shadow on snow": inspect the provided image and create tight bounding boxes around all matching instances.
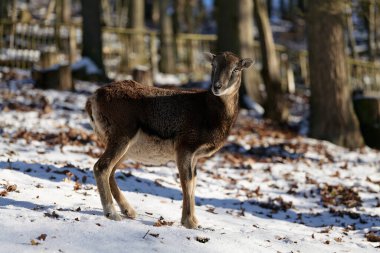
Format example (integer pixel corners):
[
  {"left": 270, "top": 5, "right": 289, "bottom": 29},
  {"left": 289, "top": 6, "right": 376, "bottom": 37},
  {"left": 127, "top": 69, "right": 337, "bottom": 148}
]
[{"left": 1, "top": 160, "right": 379, "bottom": 231}]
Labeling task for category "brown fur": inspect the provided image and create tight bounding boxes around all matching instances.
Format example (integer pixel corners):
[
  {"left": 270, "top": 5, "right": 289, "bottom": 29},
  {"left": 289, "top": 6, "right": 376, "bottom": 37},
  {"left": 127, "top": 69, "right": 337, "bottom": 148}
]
[{"left": 86, "top": 52, "right": 253, "bottom": 228}]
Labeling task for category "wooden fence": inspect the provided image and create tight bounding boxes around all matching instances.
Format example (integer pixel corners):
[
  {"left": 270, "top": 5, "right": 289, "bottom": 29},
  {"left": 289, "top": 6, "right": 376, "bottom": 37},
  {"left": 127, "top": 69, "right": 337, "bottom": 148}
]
[{"left": 1, "top": 20, "right": 380, "bottom": 92}]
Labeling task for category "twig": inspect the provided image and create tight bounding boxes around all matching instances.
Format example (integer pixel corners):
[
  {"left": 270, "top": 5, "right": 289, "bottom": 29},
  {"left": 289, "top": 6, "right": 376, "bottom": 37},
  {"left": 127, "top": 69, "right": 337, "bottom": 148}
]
[{"left": 143, "top": 230, "right": 150, "bottom": 239}]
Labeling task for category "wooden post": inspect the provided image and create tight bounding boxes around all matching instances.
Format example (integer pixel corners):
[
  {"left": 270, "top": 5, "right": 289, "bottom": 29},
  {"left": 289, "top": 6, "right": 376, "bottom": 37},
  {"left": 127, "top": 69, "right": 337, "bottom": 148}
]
[
  {"left": 132, "top": 66, "right": 153, "bottom": 86},
  {"left": 32, "top": 62, "right": 73, "bottom": 91},
  {"left": 150, "top": 33, "right": 158, "bottom": 76},
  {"left": 9, "top": 0, "right": 16, "bottom": 49},
  {"left": 129, "top": 0, "right": 145, "bottom": 66},
  {"left": 68, "top": 25, "right": 77, "bottom": 65},
  {"left": 101, "top": 0, "right": 112, "bottom": 26},
  {"left": 44, "top": 0, "right": 56, "bottom": 24},
  {"left": 187, "top": 39, "right": 196, "bottom": 76},
  {"left": 54, "top": 0, "right": 62, "bottom": 51},
  {"left": 58, "top": 63, "right": 73, "bottom": 90},
  {"left": 299, "top": 51, "right": 308, "bottom": 86},
  {"left": 39, "top": 49, "right": 59, "bottom": 68}
]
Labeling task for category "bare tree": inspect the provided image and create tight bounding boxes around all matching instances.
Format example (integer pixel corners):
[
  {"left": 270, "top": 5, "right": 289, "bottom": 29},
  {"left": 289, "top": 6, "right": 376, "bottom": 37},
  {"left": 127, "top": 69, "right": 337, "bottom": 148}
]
[
  {"left": 159, "top": 0, "right": 175, "bottom": 73},
  {"left": 0, "top": 0, "right": 10, "bottom": 20},
  {"left": 307, "top": 0, "right": 364, "bottom": 148},
  {"left": 361, "top": 0, "right": 376, "bottom": 60},
  {"left": 81, "top": 0, "right": 107, "bottom": 80},
  {"left": 346, "top": 0, "right": 358, "bottom": 59},
  {"left": 254, "top": 0, "right": 289, "bottom": 123},
  {"left": 128, "top": 0, "right": 145, "bottom": 66},
  {"left": 216, "top": 0, "right": 262, "bottom": 107}
]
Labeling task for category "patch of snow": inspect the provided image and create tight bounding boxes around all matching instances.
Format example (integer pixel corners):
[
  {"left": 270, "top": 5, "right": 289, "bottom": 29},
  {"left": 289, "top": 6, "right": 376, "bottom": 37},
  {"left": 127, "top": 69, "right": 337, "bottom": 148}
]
[
  {"left": 0, "top": 82, "right": 380, "bottom": 252},
  {"left": 154, "top": 73, "right": 183, "bottom": 86},
  {"left": 72, "top": 57, "right": 102, "bottom": 75}
]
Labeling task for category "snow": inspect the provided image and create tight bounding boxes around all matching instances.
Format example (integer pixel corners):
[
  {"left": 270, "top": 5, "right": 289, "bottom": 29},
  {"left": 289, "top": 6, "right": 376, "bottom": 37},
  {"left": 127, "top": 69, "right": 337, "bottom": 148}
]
[
  {"left": 154, "top": 72, "right": 183, "bottom": 86},
  {"left": 1, "top": 82, "right": 380, "bottom": 252},
  {"left": 71, "top": 57, "right": 102, "bottom": 75}
]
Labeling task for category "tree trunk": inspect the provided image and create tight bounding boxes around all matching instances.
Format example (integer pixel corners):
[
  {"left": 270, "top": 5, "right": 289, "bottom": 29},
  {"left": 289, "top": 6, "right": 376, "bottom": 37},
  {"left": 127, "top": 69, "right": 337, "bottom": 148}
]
[
  {"left": 280, "top": 0, "right": 286, "bottom": 19},
  {"left": 116, "top": 0, "right": 129, "bottom": 27},
  {"left": 129, "top": 0, "right": 145, "bottom": 66},
  {"left": 132, "top": 67, "right": 153, "bottom": 86},
  {"left": 173, "top": 0, "right": 185, "bottom": 34},
  {"left": 0, "top": 0, "right": 10, "bottom": 20},
  {"left": 368, "top": 0, "right": 376, "bottom": 60},
  {"left": 81, "top": 0, "right": 107, "bottom": 80},
  {"left": 361, "top": 0, "right": 376, "bottom": 60},
  {"left": 152, "top": 0, "right": 160, "bottom": 27},
  {"left": 297, "top": 0, "right": 305, "bottom": 13},
  {"left": 307, "top": 0, "right": 364, "bottom": 148},
  {"left": 267, "top": 0, "right": 272, "bottom": 18},
  {"left": 346, "top": 0, "right": 358, "bottom": 59},
  {"left": 254, "top": 0, "right": 289, "bottom": 123},
  {"left": 216, "top": 0, "right": 262, "bottom": 107},
  {"left": 159, "top": 0, "right": 175, "bottom": 73},
  {"left": 101, "top": 0, "right": 112, "bottom": 26},
  {"left": 376, "top": 2, "right": 380, "bottom": 56}
]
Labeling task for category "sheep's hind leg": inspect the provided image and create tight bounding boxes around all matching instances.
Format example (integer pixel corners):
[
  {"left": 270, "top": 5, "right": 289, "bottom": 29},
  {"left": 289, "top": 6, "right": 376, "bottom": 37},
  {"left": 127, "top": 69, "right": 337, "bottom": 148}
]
[
  {"left": 109, "top": 155, "right": 137, "bottom": 219},
  {"left": 93, "top": 138, "right": 129, "bottom": 221}
]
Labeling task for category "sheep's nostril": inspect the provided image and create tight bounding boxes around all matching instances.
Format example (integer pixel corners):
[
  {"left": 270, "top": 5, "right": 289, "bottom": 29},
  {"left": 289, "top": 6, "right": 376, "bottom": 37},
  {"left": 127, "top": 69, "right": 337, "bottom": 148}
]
[{"left": 214, "top": 83, "right": 222, "bottom": 90}]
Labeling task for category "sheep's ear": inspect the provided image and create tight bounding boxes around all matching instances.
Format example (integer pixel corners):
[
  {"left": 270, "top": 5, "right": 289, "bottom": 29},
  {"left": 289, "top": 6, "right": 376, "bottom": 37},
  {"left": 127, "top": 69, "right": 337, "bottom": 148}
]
[
  {"left": 239, "top": 58, "right": 255, "bottom": 69},
  {"left": 204, "top": 52, "right": 215, "bottom": 63}
]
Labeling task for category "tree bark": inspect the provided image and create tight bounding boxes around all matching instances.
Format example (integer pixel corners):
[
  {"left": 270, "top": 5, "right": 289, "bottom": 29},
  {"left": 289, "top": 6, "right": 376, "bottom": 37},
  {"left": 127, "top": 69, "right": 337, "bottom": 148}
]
[
  {"left": 129, "top": 0, "right": 145, "bottom": 66},
  {"left": 159, "top": 0, "right": 175, "bottom": 73},
  {"left": 254, "top": 0, "right": 289, "bottom": 123},
  {"left": 81, "top": 0, "right": 107, "bottom": 80},
  {"left": 267, "top": 0, "right": 272, "bottom": 17},
  {"left": 216, "top": 0, "right": 262, "bottom": 107},
  {"left": 361, "top": 0, "right": 376, "bottom": 60},
  {"left": 116, "top": 0, "right": 129, "bottom": 27},
  {"left": 173, "top": 0, "right": 185, "bottom": 34},
  {"left": 0, "top": 0, "right": 9, "bottom": 19},
  {"left": 307, "top": 0, "right": 364, "bottom": 148},
  {"left": 101, "top": 0, "right": 112, "bottom": 26},
  {"left": 368, "top": 0, "right": 376, "bottom": 60},
  {"left": 345, "top": 0, "right": 358, "bottom": 59},
  {"left": 152, "top": 0, "right": 160, "bottom": 27}
]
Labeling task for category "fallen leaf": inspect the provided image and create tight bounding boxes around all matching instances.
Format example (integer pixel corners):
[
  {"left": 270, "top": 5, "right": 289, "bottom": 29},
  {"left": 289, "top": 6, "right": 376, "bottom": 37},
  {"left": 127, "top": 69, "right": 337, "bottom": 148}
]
[
  {"left": 37, "top": 234, "right": 47, "bottom": 241},
  {"left": 6, "top": 184, "right": 17, "bottom": 192},
  {"left": 30, "top": 239, "right": 40, "bottom": 245},
  {"left": 195, "top": 236, "right": 210, "bottom": 243},
  {"left": 365, "top": 231, "right": 380, "bottom": 242},
  {"left": 153, "top": 216, "right": 174, "bottom": 227}
]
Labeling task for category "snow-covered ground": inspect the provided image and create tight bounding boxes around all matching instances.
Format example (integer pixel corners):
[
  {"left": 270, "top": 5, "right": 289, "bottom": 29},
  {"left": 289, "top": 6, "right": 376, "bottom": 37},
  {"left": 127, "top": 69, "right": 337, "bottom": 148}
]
[{"left": 1, "top": 81, "right": 380, "bottom": 253}]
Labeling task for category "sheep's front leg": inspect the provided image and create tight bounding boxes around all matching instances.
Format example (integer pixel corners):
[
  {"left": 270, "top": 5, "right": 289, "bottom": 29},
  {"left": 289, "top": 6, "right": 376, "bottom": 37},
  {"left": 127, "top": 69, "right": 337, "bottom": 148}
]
[
  {"left": 94, "top": 139, "right": 129, "bottom": 221},
  {"left": 177, "top": 150, "right": 199, "bottom": 229}
]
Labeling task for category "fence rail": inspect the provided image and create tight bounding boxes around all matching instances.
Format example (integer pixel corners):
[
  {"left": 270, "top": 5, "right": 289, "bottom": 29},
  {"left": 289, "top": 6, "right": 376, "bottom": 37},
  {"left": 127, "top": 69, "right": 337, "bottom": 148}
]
[{"left": 1, "top": 20, "right": 380, "bottom": 91}]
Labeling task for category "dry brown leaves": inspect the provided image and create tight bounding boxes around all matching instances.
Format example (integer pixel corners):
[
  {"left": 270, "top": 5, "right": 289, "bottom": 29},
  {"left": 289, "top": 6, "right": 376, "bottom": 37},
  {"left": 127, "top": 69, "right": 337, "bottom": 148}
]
[
  {"left": 365, "top": 231, "right": 380, "bottom": 242},
  {"left": 1, "top": 90, "right": 52, "bottom": 114},
  {"left": 195, "top": 236, "right": 210, "bottom": 243},
  {"left": 30, "top": 233, "right": 47, "bottom": 246},
  {"left": 12, "top": 127, "right": 100, "bottom": 147},
  {"left": 0, "top": 184, "right": 18, "bottom": 197},
  {"left": 320, "top": 184, "right": 362, "bottom": 208},
  {"left": 44, "top": 211, "right": 60, "bottom": 219},
  {"left": 36, "top": 234, "right": 47, "bottom": 241},
  {"left": 153, "top": 216, "right": 174, "bottom": 227},
  {"left": 30, "top": 239, "right": 40, "bottom": 246},
  {"left": 257, "top": 196, "right": 293, "bottom": 213}
]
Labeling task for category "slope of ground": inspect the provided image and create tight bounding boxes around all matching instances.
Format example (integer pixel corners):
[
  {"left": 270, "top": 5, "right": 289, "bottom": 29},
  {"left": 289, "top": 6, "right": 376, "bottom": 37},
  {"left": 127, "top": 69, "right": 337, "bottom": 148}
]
[{"left": 0, "top": 82, "right": 380, "bottom": 253}]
